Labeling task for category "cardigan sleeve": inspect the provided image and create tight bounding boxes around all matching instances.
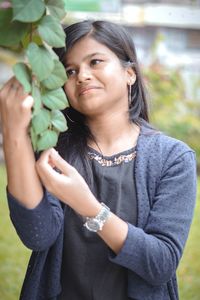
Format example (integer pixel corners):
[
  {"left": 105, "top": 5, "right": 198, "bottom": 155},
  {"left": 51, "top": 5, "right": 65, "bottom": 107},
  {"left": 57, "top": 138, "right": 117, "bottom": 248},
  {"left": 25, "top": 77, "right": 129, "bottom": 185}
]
[
  {"left": 7, "top": 189, "right": 64, "bottom": 251},
  {"left": 109, "top": 150, "right": 197, "bottom": 286}
]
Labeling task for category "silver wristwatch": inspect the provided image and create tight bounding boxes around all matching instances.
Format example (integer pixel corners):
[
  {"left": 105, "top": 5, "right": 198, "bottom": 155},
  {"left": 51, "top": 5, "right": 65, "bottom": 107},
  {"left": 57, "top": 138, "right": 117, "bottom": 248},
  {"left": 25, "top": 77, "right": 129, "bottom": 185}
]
[{"left": 84, "top": 203, "right": 110, "bottom": 232}]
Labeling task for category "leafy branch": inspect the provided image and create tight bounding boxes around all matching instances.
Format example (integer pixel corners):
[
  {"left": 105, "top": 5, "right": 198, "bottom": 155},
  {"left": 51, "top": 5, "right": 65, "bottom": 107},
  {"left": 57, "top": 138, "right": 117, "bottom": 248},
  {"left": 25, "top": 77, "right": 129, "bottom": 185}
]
[{"left": 0, "top": 0, "right": 68, "bottom": 151}]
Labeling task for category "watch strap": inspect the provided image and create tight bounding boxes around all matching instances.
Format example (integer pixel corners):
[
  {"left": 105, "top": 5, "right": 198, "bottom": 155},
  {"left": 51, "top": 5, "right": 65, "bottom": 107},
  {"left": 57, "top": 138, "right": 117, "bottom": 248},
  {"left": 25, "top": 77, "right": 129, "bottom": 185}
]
[{"left": 84, "top": 203, "right": 110, "bottom": 232}]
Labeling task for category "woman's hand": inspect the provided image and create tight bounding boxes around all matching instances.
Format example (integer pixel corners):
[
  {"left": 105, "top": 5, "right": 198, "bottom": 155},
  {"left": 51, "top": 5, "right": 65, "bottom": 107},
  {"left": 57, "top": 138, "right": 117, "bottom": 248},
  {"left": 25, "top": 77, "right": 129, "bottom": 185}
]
[
  {"left": 36, "top": 148, "right": 129, "bottom": 254},
  {"left": 0, "top": 77, "right": 33, "bottom": 138},
  {"left": 36, "top": 148, "right": 101, "bottom": 217}
]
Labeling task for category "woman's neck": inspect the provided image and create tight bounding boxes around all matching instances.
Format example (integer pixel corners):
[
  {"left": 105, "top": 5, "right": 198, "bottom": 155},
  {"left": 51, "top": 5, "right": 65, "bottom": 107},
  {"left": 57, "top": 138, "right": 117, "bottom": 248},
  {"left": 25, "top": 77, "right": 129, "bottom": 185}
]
[{"left": 86, "top": 111, "right": 140, "bottom": 156}]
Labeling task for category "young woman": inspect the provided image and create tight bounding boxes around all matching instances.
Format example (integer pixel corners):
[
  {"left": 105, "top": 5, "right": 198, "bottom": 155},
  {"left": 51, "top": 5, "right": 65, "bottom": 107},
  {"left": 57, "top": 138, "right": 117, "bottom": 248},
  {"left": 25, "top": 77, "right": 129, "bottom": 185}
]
[{"left": 0, "top": 20, "right": 196, "bottom": 300}]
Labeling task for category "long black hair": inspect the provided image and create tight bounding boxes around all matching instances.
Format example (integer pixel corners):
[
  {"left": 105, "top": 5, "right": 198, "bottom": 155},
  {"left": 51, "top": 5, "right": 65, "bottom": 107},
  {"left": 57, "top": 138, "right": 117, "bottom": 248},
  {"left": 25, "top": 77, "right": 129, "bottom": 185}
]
[{"left": 55, "top": 20, "right": 149, "bottom": 183}]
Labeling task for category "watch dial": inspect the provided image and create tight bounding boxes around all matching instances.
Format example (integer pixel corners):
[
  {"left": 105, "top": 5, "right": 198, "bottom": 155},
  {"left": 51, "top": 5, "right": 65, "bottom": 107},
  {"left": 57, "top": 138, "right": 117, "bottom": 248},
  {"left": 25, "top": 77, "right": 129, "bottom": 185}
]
[{"left": 86, "top": 219, "right": 100, "bottom": 232}]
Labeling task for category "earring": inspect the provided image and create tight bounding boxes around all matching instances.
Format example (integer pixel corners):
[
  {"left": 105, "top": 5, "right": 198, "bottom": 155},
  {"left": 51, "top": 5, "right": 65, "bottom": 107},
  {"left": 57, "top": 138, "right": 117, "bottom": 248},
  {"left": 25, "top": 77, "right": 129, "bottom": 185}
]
[{"left": 128, "top": 83, "right": 132, "bottom": 108}]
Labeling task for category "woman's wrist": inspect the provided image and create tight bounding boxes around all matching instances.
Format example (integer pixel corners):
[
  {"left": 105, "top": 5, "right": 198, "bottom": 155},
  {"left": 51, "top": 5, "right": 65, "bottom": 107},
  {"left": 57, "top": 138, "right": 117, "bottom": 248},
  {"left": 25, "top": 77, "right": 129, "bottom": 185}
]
[
  {"left": 3, "top": 129, "right": 31, "bottom": 149},
  {"left": 84, "top": 199, "right": 102, "bottom": 218},
  {"left": 75, "top": 193, "right": 102, "bottom": 218},
  {"left": 3, "top": 130, "right": 33, "bottom": 168}
]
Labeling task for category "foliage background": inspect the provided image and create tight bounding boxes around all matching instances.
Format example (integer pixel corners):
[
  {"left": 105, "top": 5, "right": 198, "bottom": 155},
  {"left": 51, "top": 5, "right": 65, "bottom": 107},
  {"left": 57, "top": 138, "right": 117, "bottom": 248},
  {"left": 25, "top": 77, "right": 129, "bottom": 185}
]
[{"left": 144, "top": 62, "right": 200, "bottom": 172}]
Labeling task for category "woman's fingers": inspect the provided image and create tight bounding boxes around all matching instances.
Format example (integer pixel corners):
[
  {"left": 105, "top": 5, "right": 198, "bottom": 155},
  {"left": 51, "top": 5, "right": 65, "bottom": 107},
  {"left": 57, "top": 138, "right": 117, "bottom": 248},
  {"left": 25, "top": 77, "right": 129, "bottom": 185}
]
[
  {"left": 0, "top": 77, "right": 29, "bottom": 114},
  {"left": 36, "top": 149, "right": 71, "bottom": 195},
  {"left": 37, "top": 148, "right": 74, "bottom": 176},
  {"left": 36, "top": 148, "right": 97, "bottom": 216},
  {"left": 0, "top": 76, "right": 27, "bottom": 99},
  {"left": 36, "top": 149, "right": 57, "bottom": 187},
  {"left": 36, "top": 149, "right": 75, "bottom": 184},
  {"left": 12, "top": 80, "right": 29, "bottom": 101},
  {"left": 48, "top": 148, "right": 74, "bottom": 176},
  {"left": 1, "top": 77, "right": 19, "bottom": 96},
  {"left": 21, "top": 95, "right": 34, "bottom": 110},
  {"left": 0, "top": 76, "right": 33, "bottom": 135}
]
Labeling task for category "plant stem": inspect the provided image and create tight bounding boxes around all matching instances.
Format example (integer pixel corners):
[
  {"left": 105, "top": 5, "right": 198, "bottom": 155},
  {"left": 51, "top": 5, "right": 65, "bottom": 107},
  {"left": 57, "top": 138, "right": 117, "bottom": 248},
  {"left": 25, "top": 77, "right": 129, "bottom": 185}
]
[{"left": 30, "top": 23, "right": 33, "bottom": 43}]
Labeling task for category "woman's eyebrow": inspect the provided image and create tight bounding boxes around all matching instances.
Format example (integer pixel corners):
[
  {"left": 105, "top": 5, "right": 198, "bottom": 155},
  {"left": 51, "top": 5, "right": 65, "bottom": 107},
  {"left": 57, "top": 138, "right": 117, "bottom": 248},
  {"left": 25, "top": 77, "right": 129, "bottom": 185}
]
[{"left": 65, "top": 52, "right": 106, "bottom": 68}]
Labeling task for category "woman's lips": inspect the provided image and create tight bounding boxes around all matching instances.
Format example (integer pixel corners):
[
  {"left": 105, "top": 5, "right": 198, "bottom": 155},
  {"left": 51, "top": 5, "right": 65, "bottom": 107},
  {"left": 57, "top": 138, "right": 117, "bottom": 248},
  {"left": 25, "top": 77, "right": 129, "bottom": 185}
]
[{"left": 79, "top": 87, "right": 101, "bottom": 96}]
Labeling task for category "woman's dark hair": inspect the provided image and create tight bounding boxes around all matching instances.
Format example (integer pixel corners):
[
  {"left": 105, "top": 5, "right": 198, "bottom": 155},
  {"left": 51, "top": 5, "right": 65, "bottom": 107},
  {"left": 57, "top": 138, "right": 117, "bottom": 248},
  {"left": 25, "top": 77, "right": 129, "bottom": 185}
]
[{"left": 55, "top": 20, "right": 149, "bottom": 184}]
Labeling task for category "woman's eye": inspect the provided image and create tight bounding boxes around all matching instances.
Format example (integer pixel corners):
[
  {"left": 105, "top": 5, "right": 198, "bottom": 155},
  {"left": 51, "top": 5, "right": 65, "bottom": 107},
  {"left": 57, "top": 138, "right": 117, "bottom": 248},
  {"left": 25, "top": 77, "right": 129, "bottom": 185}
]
[
  {"left": 66, "top": 69, "right": 76, "bottom": 77},
  {"left": 90, "top": 59, "right": 103, "bottom": 66}
]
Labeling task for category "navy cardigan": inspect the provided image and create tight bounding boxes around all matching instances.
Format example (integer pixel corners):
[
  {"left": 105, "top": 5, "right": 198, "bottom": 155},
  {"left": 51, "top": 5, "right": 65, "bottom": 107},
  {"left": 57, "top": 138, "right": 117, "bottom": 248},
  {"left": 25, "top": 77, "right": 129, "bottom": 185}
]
[{"left": 7, "top": 125, "right": 197, "bottom": 300}]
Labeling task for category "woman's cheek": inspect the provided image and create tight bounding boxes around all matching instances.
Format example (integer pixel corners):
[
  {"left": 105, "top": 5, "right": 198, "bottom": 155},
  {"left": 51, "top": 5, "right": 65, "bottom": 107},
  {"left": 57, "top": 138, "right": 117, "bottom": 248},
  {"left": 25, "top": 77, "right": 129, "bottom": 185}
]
[
  {"left": 63, "top": 83, "right": 70, "bottom": 97},
  {"left": 64, "top": 84, "right": 75, "bottom": 104},
  {"left": 102, "top": 64, "right": 117, "bottom": 77}
]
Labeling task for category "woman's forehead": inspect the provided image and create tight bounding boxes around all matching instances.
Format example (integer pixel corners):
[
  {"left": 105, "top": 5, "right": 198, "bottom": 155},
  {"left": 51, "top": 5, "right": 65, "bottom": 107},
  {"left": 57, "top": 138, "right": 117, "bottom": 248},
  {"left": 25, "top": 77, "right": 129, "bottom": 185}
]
[{"left": 65, "top": 37, "right": 118, "bottom": 64}]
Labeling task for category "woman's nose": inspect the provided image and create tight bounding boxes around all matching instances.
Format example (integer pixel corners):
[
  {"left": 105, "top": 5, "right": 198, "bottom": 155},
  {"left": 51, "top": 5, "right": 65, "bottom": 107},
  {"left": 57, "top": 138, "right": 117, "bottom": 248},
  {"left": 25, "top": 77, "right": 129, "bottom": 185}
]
[{"left": 77, "top": 66, "right": 92, "bottom": 84}]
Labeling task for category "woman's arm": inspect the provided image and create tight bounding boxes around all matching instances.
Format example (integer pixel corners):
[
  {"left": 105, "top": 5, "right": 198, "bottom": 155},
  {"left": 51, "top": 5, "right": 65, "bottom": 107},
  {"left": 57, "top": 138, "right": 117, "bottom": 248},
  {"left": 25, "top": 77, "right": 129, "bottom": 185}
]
[
  {"left": 109, "top": 150, "right": 197, "bottom": 285},
  {"left": 36, "top": 147, "right": 196, "bottom": 285},
  {"left": 0, "top": 77, "right": 43, "bottom": 208},
  {"left": 7, "top": 189, "right": 64, "bottom": 251},
  {"left": 0, "top": 78, "right": 64, "bottom": 251}
]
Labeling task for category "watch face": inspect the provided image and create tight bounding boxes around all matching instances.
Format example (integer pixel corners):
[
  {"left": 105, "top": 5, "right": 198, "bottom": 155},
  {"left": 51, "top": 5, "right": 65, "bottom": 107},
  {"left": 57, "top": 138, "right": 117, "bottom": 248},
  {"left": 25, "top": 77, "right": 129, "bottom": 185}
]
[{"left": 85, "top": 219, "right": 100, "bottom": 232}]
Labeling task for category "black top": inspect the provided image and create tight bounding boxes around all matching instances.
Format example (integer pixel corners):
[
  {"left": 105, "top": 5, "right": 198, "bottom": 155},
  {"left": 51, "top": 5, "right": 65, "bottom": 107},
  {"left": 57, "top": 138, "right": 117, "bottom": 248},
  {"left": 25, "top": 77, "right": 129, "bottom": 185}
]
[{"left": 60, "top": 146, "right": 137, "bottom": 300}]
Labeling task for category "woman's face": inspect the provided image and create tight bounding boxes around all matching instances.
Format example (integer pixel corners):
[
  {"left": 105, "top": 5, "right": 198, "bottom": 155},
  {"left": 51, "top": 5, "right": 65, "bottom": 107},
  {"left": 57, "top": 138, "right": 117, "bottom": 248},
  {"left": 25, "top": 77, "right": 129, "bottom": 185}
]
[{"left": 64, "top": 36, "right": 135, "bottom": 118}]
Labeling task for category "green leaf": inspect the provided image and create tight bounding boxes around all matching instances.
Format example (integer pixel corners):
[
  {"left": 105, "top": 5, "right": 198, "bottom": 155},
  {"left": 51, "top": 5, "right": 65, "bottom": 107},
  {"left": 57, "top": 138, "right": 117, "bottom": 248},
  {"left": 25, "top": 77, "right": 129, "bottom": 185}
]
[
  {"left": 0, "top": 8, "right": 28, "bottom": 47},
  {"left": 51, "top": 110, "right": 67, "bottom": 132},
  {"left": 26, "top": 43, "right": 54, "bottom": 81},
  {"left": 42, "top": 88, "right": 68, "bottom": 110},
  {"left": 38, "top": 15, "right": 66, "bottom": 47},
  {"left": 30, "top": 126, "right": 38, "bottom": 152},
  {"left": 41, "top": 60, "right": 67, "bottom": 89},
  {"left": 46, "top": 0, "right": 66, "bottom": 20},
  {"left": 31, "top": 108, "right": 51, "bottom": 134},
  {"left": 32, "top": 81, "right": 42, "bottom": 116},
  {"left": 37, "top": 129, "right": 58, "bottom": 151},
  {"left": 13, "top": 62, "right": 31, "bottom": 93},
  {"left": 48, "top": 47, "right": 60, "bottom": 61},
  {"left": 12, "top": 0, "right": 45, "bottom": 22}
]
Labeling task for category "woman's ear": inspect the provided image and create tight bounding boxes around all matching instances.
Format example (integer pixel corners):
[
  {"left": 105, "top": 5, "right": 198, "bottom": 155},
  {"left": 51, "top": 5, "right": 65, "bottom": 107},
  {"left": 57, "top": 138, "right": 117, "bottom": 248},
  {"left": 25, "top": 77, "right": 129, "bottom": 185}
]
[{"left": 126, "top": 67, "right": 136, "bottom": 85}]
